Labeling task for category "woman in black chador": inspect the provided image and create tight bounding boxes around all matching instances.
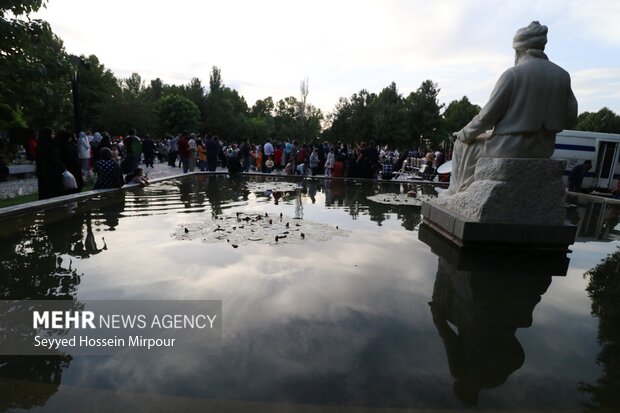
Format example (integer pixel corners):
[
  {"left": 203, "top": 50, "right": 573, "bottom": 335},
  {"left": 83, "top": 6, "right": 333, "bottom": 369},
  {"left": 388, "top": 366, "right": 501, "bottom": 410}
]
[
  {"left": 55, "top": 129, "right": 84, "bottom": 194},
  {"left": 35, "top": 127, "right": 67, "bottom": 200}
]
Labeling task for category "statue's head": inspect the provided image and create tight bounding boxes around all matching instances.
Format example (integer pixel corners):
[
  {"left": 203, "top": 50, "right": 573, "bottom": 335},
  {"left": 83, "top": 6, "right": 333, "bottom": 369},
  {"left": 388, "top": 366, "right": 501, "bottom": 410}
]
[{"left": 513, "top": 21, "right": 548, "bottom": 52}]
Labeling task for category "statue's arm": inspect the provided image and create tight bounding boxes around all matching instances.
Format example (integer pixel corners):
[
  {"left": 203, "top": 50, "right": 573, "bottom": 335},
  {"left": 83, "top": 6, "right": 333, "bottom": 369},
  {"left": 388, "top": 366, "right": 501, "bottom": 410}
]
[
  {"left": 457, "top": 70, "right": 514, "bottom": 143},
  {"left": 565, "top": 79, "right": 578, "bottom": 128}
]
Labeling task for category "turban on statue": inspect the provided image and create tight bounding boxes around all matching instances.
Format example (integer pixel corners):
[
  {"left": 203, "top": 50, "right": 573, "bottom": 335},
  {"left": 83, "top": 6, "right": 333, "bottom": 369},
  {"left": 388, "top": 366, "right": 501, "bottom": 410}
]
[{"left": 512, "top": 21, "right": 548, "bottom": 51}]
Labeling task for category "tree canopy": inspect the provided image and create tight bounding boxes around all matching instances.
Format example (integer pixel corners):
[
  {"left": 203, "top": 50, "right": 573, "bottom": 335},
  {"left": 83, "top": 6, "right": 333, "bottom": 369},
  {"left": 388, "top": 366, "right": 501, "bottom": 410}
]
[
  {"left": 157, "top": 94, "right": 200, "bottom": 134},
  {"left": 1, "top": 0, "right": 71, "bottom": 131},
  {"left": 324, "top": 80, "right": 446, "bottom": 149},
  {"left": 575, "top": 108, "right": 620, "bottom": 134}
]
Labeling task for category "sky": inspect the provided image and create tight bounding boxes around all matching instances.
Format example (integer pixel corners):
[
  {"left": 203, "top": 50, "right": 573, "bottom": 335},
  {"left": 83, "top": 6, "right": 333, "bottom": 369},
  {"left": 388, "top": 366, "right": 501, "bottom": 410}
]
[{"left": 32, "top": 0, "right": 620, "bottom": 117}]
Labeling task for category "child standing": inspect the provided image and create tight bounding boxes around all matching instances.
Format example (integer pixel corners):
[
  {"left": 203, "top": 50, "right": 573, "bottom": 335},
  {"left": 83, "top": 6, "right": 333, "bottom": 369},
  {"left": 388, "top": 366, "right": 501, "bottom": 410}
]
[{"left": 265, "top": 156, "right": 275, "bottom": 173}]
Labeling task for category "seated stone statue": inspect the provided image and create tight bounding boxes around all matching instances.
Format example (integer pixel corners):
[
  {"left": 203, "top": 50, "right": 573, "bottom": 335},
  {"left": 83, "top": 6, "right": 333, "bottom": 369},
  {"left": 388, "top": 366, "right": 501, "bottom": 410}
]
[{"left": 445, "top": 21, "right": 578, "bottom": 197}]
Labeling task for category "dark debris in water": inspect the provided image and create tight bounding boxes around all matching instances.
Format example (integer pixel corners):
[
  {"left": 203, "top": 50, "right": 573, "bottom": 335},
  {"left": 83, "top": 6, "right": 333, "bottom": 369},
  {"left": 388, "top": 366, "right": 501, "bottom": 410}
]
[{"left": 174, "top": 211, "right": 349, "bottom": 247}]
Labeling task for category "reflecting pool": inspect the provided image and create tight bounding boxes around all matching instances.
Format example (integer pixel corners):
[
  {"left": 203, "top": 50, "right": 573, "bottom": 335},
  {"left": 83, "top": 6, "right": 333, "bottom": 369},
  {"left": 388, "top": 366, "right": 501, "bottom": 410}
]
[{"left": 0, "top": 175, "right": 619, "bottom": 411}]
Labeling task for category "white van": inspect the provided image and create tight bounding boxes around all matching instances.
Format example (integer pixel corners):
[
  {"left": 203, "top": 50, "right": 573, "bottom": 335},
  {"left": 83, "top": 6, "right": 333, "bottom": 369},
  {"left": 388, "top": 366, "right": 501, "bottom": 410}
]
[{"left": 553, "top": 129, "right": 620, "bottom": 190}]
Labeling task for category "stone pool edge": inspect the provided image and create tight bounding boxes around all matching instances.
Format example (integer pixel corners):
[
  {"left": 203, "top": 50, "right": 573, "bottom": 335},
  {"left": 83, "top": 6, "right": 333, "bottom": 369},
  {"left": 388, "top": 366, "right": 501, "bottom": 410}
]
[{"left": 0, "top": 171, "right": 202, "bottom": 220}]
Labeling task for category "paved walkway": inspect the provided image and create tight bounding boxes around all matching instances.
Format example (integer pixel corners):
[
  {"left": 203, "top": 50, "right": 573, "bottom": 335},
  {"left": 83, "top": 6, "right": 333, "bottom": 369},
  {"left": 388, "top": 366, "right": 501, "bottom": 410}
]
[{"left": 0, "top": 162, "right": 215, "bottom": 200}]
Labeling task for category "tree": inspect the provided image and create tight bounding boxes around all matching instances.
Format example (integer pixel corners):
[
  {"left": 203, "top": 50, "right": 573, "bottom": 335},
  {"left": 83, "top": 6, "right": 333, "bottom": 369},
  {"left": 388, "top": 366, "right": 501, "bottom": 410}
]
[
  {"left": 250, "top": 97, "right": 275, "bottom": 118},
  {"left": 144, "top": 78, "right": 164, "bottom": 103},
  {"left": 97, "top": 73, "right": 156, "bottom": 136},
  {"left": 441, "top": 96, "right": 481, "bottom": 137},
  {"left": 274, "top": 96, "right": 301, "bottom": 139},
  {"left": 1, "top": 1, "right": 72, "bottom": 131},
  {"left": 246, "top": 116, "right": 271, "bottom": 142},
  {"left": 304, "top": 104, "right": 323, "bottom": 142},
  {"left": 406, "top": 80, "right": 444, "bottom": 148},
  {"left": 185, "top": 77, "right": 207, "bottom": 122},
  {"left": 204, "top": 66, "right": 248, "bottom": 139},
  {"left": 248, "top": 97, "right": 275, "bottom": 141},
  {"left": 1, "top": 0, "right": 47, "bottom": 15},
  {"left": 371, "top": 82, "right": 408, "bottom": 147},
  {"left": 124, "top": 72, "right": 145, "bottom": 98},
  {"left": 209, "top": 66, "right": 223, "bottom": 93},
  {"left": 325, "top": 89, "right": 376, "bottom": 144},
  {"left": 75, "top": 54, "right": 121, "bottom": 132},
  {"left": 157, "top": 94, "right": 200, "bottom": 134},
  {"left": 575, "top": 108, "right": 620, "bottom": 134}
]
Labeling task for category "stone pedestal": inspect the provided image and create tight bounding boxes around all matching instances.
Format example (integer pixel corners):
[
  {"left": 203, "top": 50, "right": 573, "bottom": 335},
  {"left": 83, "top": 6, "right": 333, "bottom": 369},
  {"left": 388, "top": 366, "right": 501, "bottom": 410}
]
[{"left": 422, "top": 158, "right": 576, "bottom": 249}]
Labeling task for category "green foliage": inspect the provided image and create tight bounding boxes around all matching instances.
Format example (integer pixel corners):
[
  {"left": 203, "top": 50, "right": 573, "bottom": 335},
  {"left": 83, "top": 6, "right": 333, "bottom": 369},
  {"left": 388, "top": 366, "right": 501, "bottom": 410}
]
[
  {"left": 246, "top": 97, "right": 275, "bottom": 140},
  {"left": 274, "top": 96, "right": 300, "bottom": 138},
  {"left": 246, "top": 116, "right": 271, "bottom": 141},
  {"left": 269, "top": 96, "right": 322, "bottom": 141},
  {"left": 405, "top": 80, "right": 444, "bottom": 148},
  {"left": 326, "top": 90, "right": 376, "bottom": 144},
  {"left": 204, "top": 67, "right": 248, "bottom": 138},
  {"left": 185, "top": 77, "right": 207, "bottom": 122},
  {"left": 250, "top": 97, "right": 275, "bottom": 118},
  {"left": 76, "top": 54, "right": 121, "bottom": 132},
  {"left": 0, "top": 17, "right": 72, "bottom": 131},
  {"left": 144, "top": 78, "right": 164, "bottom": 102},
  {"left": 371, "top": 82, "right": 408, "bottom": 147},
  {"left": 576, "top": 108, "right": 620, "bottom": 134},
  {"left": 209, "top": 66, "right": 223, "bottom": 93},
  {"left": 325, "top": 81, "right": 443, "bottom": 149},
  {"left": 156, "top": 94, "right": 200, "bottom": 134},
  {"left": 1, "top": 0, "right": 47, "bottom": 15},
  {"left": 303, "top": 105, "right": 323, "bottom": 141},
  {"left": 1, "top": 0, "right": 72, "bottom": 131},
  {"left": 441, "top": 96, "right": 481, "bottom": 137},
  {"left": 97, "top": 73, "right": 156, "bottom": 136}
]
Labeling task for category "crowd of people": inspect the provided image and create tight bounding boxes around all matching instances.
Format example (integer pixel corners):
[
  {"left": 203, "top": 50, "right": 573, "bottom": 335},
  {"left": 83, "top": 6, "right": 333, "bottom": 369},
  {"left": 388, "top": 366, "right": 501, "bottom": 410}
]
[
  {"left": 159, "top": 133, "right": 449, "bottom": 181},
  {"left": 27, "top": 126, "right": 449, "bottom": 201},
  {"left": 32, "top": 128, "right": 157, "bottom": 200}
]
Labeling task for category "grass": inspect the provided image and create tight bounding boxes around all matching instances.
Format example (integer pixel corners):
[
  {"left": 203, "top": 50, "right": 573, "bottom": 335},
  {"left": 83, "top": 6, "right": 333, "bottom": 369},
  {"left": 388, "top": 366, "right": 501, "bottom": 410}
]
[
  {"left": 0, "top": 193, "right": 39, "bottom": 208},
  {"left": 0, "top": 181, "right": 95, "bottom": 209}
]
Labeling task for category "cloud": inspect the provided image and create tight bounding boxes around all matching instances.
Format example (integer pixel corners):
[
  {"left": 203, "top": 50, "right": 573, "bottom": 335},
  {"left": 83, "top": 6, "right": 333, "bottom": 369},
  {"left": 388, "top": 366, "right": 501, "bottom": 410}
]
[
  {"left": 572, "top": 68, "right": 620, "bottom": 112},
  {"left": 32, "top": 0, "right": 620, "bottom": 114}
]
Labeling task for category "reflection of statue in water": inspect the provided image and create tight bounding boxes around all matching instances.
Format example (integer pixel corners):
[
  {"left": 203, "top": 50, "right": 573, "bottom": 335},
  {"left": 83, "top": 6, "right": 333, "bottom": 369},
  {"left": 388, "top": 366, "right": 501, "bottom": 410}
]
[
  {"left": 446, "top": 21, "right": 577, "bottom": 196},
  {"left": 429, "top": 257, "right": 552, "bottom": 406}
]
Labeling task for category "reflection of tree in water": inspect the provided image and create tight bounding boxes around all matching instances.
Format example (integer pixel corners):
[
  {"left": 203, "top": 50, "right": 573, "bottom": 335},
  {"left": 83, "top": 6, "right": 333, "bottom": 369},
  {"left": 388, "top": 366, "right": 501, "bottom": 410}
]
[
  {"left": 1, "top": 209, "right": 100, "bottom": 300},
  {"left": 197, "top": 175, "right": 249, "bottom": 218},
  {"left": 0, "top": 201, "right": 121, "bottom": 411},
  {"left": 334, "top": 180, "right": 423, "bottom": 230},
  {"left": 429, "top": 258, "right": 551, "bottom": 406},
  {"left": 0, "top": 355, "right": 71, "bottom": 411},
  {"left": 579, "top": 249, "right": 620, "bottom": 410}
]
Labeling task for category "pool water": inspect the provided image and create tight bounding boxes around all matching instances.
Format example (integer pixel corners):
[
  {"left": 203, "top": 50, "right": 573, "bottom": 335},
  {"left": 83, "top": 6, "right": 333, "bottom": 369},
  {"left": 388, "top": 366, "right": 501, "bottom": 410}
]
[{"left": 0, "top": 175, "right": 618, "bottom": 411}]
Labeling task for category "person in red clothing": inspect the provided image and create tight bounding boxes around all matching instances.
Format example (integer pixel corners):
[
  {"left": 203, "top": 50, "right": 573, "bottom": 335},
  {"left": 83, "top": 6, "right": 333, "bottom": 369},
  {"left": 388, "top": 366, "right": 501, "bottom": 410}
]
[
  {"left": 296, "top": 144, "right": 308, "bottom": 175},
  {"left": 274, "top": 144, "right": 283, "bottom": 170},
  {"left": 26, "top": 131, "right": 37, "bottom": 162}
]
